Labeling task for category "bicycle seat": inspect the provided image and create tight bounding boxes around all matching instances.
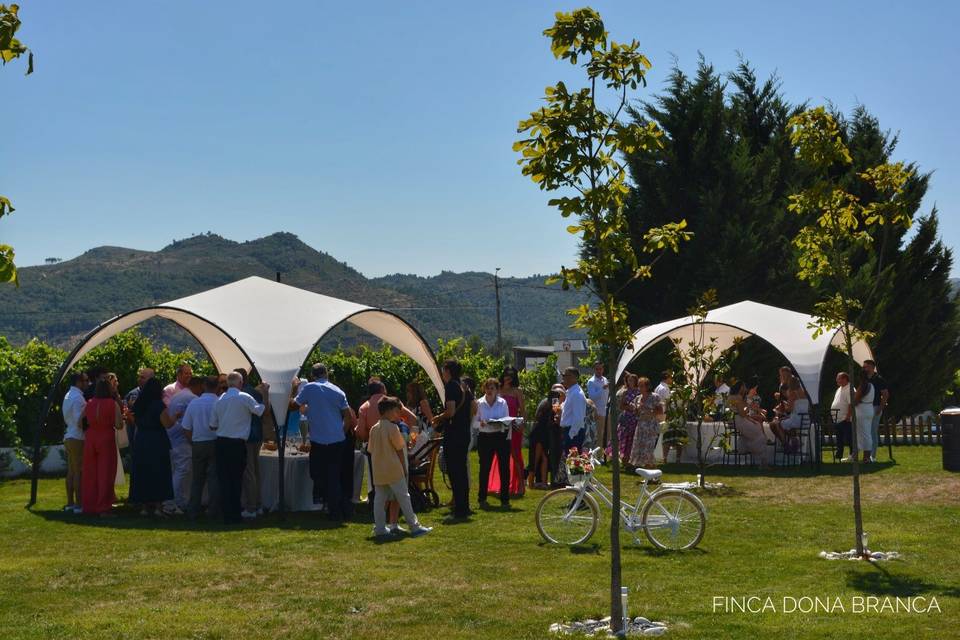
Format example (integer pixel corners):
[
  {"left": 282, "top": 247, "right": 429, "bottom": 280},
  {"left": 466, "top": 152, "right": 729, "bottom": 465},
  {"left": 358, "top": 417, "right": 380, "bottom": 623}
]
[{"left": 635, "top": 468, "right": 662, "bottom": 482}]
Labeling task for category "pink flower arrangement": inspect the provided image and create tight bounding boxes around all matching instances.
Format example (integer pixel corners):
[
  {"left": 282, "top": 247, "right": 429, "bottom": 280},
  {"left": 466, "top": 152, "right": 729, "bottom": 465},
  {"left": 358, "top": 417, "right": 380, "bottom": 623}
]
[{"left": 566, "top": 448, "right": 595, "bottom": 476}]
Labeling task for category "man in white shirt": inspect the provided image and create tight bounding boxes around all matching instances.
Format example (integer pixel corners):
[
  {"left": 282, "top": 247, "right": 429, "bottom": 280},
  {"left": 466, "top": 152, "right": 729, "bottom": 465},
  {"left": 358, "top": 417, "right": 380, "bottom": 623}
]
[
  {"left": 654, "top": 370, "right": 673, "bottom": 405},
  {"left": 163, "top": 363, "right": 193, "bottom": 406},
  {"left": 182, "top": 375, "right": 221, "bottom": 519},
  {"left": 714, "top": 377, "right": 731, "bottom": 417},
  {"left": 61, "top": 372, "right": 88, "bottom": 514},
  {"left": 831, "top": 372, "right": 854, "bottom": 461},
  {"left": 161, "top": 377, "right": 203, "bottom": 513},
  {"left": 655, "top": 371, "right": 676, "bottom": 461},
  {"left": 476, "top": 378, "right": 512, "bottom": 507},
  {"left": 560, "top": 367, "right": 587, "bottom": 453},
  {"left": 211, "top": 372, "right": 268, "bottom": 524},
  {"left": 586, "top": 363, "right": 609, "bottom": 446}
]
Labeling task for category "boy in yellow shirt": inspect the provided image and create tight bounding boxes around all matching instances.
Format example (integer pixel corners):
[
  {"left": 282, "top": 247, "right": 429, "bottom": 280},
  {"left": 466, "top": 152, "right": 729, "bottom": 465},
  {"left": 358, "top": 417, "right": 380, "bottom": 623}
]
[{"left": 368, "top": 396, "right": 432, "bottom": 537}]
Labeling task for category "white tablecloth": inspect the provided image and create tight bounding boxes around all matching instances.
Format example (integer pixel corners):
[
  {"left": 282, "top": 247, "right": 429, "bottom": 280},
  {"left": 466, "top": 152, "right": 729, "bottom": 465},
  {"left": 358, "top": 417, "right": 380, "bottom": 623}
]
[
  {"left": 258, "top": 450, "right": 323, "bottom": 512},
  {"left": 653, "top": 421, "right": 777, "bottom": 463}
]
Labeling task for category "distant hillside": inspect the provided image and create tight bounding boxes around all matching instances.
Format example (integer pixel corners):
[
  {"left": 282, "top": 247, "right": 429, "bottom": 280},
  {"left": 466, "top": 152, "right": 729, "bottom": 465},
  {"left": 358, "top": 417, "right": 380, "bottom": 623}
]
[
  {"left": 372, "top": 271, "right": 593, "bottom": 348},
  {"left": 0, "top": 233, "right": 590, "bottom": 350}
]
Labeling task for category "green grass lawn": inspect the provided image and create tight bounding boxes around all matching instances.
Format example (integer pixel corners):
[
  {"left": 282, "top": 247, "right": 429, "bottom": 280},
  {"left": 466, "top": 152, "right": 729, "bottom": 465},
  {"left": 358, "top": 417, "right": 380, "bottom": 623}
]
[{"left": 1, "top": 447, "right": 958, "bottom": 639}]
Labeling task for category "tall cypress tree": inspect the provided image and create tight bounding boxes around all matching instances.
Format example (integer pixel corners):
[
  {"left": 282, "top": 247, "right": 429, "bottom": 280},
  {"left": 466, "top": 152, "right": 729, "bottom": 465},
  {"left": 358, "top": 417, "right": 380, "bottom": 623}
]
[
  {"left": 612, "top": 57, "right": 959, "bottom": 415},
  {"left": 871, "top": 212, "right": 960, "bottom": 415},
  {"left": 619, "top": 60, "right": 807, "bottom": 329}
]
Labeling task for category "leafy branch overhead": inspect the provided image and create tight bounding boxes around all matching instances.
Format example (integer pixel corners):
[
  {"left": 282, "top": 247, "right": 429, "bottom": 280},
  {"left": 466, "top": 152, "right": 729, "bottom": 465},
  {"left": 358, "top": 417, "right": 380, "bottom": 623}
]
[
  {"left": 788, "top": 106, "right": 913, "bottom": 338},
  {"left": 0, "top": 4, "right": 32, "bottom": 73},
  {"left": 514, "top": 8, "right": 690, "bottom": 350},
  {"left": 0, "top": 3, "right": 31, "bottom": 286}
]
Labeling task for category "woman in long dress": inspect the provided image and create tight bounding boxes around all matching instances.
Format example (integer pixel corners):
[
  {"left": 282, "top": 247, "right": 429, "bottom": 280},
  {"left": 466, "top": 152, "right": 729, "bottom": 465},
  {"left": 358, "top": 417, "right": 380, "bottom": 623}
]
[
  {"left": 488, "top": 367, "right": 525, "bottom": 498},
  {"left": 853, "top": 371, "right": 875, "bottom": 463},
  {"left": 81, "top": 378, "right": 123, "bottom": 516},
  {"left": 608, "top": 374, "right": 641, "bottom": 463},
  {"left": 629, "top": 377, "right": 662, "bottom": 467},
  {"left": 727, "top": 380, "right": 770, "bottom": 468},
  {"left": 129, "top": 378, "right": 174, "bottom": 516}
]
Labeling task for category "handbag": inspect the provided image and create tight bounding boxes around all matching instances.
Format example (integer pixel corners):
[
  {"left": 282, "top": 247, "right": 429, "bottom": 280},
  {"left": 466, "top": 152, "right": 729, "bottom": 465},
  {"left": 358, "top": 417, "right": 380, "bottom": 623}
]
[{"left": 116, "top": 425, "right": 130, "bottom": 449}]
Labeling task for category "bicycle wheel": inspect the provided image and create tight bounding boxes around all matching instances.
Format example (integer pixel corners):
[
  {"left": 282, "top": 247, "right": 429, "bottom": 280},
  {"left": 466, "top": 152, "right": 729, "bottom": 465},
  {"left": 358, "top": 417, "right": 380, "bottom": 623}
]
[
  {"left": 641, "top": 489, "right": 706, "bottom": 550},
  {"left": 535, "top": 488, "right": 599, "bottom": 545}
]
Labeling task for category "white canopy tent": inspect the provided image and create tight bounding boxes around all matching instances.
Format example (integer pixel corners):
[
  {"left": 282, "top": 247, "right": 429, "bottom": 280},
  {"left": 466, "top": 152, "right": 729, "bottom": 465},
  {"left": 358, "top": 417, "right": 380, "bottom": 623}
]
[
  {"left": 614, "top": 300, "right": 873, "bottom": 404},
  {"left": 55, "top": 276, "right": 445, "bottom": 417},
  {"left": 29, "top": 276, "right": 444, "bottom": 506}
]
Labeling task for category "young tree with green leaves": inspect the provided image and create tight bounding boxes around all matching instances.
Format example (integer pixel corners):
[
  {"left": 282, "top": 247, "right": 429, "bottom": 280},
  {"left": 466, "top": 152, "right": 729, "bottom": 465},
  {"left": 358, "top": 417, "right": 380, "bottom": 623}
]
[
  {"left": 664, "top": 291, "right": 740, "bottom": 488},
  {"left": 787, "top": 107, "right": 912, "bottom": 556},
  {"left": 1, "top": 3, "right": 33, "bottom": 285},
  {"left": 514, "top": 9, "right": 689, "bottom": 633}
]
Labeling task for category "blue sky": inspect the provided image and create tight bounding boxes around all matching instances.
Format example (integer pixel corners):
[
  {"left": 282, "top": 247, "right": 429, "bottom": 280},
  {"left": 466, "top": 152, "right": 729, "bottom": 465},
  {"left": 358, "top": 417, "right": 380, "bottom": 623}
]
[{"left": 3, "top": 1, "right": 958, "bottom": 277}]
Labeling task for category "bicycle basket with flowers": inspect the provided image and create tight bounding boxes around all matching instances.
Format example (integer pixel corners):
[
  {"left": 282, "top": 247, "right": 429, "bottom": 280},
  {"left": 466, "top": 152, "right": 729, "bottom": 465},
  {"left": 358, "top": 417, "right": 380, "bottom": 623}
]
[{"left": 566, "top": 448, "right": 594, "bottom": 479}]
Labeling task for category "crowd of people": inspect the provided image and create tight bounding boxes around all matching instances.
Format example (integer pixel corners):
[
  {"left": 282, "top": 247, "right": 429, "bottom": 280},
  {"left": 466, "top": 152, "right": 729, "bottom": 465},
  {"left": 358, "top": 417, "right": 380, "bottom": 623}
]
[
  {"left": 604, "top": 359, "right": 890, "bottom": 470},
  {"left": 61, "top": 364, "right": 271, "bottom": 521},
  {"left": 58, "top": 355, "right": 889, "bottom": 530}
]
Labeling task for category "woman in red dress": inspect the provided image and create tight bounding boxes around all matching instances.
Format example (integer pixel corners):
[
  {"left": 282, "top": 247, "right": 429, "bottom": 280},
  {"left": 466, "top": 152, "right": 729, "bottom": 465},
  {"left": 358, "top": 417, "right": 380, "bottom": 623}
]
[
  {"left": 81, "top": 378, "right": 123, "bottom": 516},
  {"left": 488, "top": 367, "right": 525, "bottom": 498}
]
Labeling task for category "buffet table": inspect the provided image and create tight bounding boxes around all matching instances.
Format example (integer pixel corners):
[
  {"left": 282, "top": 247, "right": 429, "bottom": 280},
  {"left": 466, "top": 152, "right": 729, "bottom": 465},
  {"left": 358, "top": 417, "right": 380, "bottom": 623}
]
[
  {"left": 652, "top": 421, "right": 777, "bottom": 464},
  {"left": 258, "top": 448, "right": 322, "bottom": 512}
]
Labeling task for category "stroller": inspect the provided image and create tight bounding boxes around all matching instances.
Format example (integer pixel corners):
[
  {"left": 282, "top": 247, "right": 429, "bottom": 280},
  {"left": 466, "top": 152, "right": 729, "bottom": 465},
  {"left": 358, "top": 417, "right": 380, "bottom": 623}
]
[{"left": 408, "top": 436, "right": 443, "bottom": 512}]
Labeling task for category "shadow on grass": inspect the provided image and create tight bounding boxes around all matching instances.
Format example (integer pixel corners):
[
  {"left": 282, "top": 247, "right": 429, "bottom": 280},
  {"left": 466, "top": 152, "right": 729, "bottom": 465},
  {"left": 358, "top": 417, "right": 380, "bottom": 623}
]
[
  {"left": 568, "top": 543, "right": 601, "bottom": 555},
  {"left": 28, "top": 505, "right": 359, "bottom": 532},
  {"left": 622, "top": 544, "right": 708, "bottom": 557},
  {"left": 847, "top": 563, "right": 960, "bottom": 598}
]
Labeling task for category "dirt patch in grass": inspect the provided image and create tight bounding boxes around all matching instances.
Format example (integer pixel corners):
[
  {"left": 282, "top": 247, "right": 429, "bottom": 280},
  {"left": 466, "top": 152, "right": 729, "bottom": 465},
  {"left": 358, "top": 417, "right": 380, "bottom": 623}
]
[{"left": 732, "top": 473, "right": 960, "bottom": 506}]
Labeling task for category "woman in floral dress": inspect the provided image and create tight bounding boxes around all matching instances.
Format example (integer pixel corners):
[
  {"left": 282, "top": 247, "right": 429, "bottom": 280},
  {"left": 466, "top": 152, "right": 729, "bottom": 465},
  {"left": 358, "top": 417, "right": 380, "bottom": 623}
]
[
  {"left": 609, "top": 373, "right": 641, "bottom": 463},
  {"left": 630, "top": 377, "right": 663, "bottom": 467}
]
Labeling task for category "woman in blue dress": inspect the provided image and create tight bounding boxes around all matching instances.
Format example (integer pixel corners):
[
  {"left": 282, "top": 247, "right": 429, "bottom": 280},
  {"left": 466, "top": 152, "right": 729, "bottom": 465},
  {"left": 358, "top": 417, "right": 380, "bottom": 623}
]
[{"left": 129, "top": 378, "right": 174, "bottom": 515}]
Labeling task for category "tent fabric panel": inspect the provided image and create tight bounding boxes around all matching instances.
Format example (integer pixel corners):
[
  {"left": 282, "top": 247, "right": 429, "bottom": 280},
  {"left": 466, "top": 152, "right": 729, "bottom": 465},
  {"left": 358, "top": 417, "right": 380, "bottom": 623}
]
[
  {"left": 346, "top": 310, "right": 445, "bottom": 403},
  {"left": 63, "top": 308, "right": 253, "bottom": 376},
  {"left": 163, "top": 277, "right": 371, "bottom": 379},
  {"left": 666, "top": 323, "right": 750, "bottom": 383},
  {"left": 64, "top": 309, "right": 160, "bottom": 372},
  {"left": 154, "top": 309, "right": 252, "bottom": 373},
  {"left": 615, "top": 300, "right": 874, "bottom": 406}
]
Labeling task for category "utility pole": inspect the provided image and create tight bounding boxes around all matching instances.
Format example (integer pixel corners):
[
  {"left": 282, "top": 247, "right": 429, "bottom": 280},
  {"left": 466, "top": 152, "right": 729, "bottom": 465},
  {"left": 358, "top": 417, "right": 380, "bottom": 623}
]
[{"left": 494, "top": 267, "right": 503, "bottom": 357}]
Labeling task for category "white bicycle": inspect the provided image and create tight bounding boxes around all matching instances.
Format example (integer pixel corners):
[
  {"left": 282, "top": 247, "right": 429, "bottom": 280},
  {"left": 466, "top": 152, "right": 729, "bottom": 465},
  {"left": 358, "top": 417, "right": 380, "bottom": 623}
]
[{"left": 535, "top": 448, "right": 707, "bottom": 550}]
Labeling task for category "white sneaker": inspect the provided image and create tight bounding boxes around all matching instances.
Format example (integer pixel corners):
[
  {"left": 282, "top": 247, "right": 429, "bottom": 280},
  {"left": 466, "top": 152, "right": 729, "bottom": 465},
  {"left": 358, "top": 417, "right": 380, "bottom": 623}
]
[
  {"left": 162, "top": 505, "right": 184, "bottom": 516},
  {"left": 388, "top": 525, "right": 408, "bottom": 535},
  {"left": 256, "top": 507, "right": 265, "bottom": 516},
  {"left": 410, "top": 525, "right": 433, "bottom": 537},
  {"left": 372, "top": 527, "right": 391, "bottom": 537},
  {"left": 63, "top": 504, "right": 76, "bottom": 513},
  {"left": 72, "top": 506, "right": 83, "bottom": 515},
  {"left": 241, "top": 510, "right": 257, "bottom": 519}
]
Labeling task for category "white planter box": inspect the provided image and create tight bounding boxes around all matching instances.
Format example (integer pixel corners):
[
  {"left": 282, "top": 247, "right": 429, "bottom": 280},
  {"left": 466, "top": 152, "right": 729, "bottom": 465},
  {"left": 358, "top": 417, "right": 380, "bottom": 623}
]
[
  {"left": 0, "top": 447, "right": 28, "bottom": 478},
  {"left": 0, "top": 444, "right": 67, "bottom": 478}
]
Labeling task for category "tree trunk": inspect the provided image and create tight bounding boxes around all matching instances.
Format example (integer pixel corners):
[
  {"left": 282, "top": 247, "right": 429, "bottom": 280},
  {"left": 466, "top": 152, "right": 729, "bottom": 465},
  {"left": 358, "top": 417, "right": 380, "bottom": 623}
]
[
  {"left": 606, "top": 345, "right": 624, "bottom": 634},
  {"left": 844, "top": 323, "right": 865, "bottom": 557}
]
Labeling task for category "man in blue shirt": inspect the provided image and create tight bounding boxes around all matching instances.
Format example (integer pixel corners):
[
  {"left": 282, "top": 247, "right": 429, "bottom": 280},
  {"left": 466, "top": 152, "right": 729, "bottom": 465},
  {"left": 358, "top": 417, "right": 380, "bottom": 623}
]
[{"left": 293, "top": 363, "right": 356, "bottom": 519}]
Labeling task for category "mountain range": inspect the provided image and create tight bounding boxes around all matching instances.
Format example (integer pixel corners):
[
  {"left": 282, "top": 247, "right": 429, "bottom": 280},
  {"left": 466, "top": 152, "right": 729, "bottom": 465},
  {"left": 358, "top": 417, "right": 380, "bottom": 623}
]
[{"left": 0, "top": 232, "right": 591, "bottom": 351}]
